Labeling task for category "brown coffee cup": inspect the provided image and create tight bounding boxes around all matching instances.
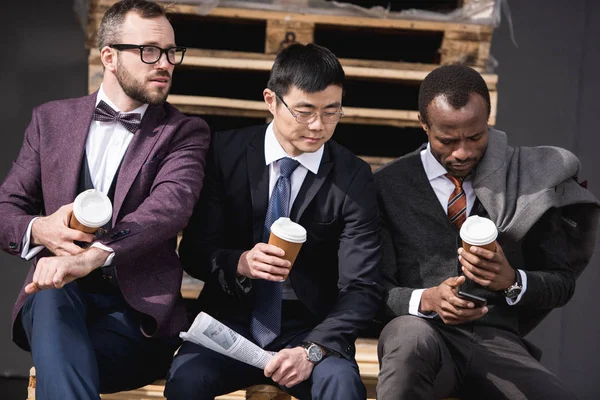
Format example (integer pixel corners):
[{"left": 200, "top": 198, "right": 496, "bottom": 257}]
[
  {"left": 68, "top": 189, "right": 113, "bottom": 234},
  {"left": 459, "top": 216, "right": 498, "bottom": 253},
  {"left": 268, "top": 217, "right": 307, "bottom": 268}
]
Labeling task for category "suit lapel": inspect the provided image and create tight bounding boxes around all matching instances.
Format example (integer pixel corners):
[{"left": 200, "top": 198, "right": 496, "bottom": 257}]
[
  {"left": 112, "top": 104, "right": 166, "bottom": 220},
  {"left": 290, "top": 144, "right": 333, "bottom": 221},
  {"left": 61, "top": 93, "right": 97, "bottom": 204},
  {"left": 247, "top": 129, "right": 269, "bottom": 244}
]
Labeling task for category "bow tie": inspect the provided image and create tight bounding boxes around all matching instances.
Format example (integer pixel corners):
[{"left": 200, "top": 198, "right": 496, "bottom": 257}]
[{"left": 93, "top": 100, "right": 142, "bottom": 133}]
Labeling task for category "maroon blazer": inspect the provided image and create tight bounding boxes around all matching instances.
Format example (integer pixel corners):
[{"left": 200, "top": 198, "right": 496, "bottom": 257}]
[{"left": 0, "top": 92, "right": 210, "bottom": 349}]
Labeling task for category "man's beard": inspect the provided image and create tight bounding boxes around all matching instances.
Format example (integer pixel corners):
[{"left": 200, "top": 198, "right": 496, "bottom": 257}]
[{"left": 116, "top": 59, "right": 171, "bottom": 105}]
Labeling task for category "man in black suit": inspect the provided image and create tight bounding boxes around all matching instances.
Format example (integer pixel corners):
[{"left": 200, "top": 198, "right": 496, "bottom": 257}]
[
  {"left": 165, "top": 43, "right": 383, "bottom": 400},
  {"left": 374, "top": 65, "right": 599, "bottom": 399}
]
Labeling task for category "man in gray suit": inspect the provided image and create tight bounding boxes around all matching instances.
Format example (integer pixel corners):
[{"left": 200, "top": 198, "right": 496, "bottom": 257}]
[
  {"left": 0, "top": 1, "right": 210, "bottom": 399},
  {"left": 375, "top": 65, "right": 599, "bottom": 400}
]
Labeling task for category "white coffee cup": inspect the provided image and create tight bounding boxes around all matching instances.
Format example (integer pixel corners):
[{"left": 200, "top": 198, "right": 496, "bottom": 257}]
[
  {"left": 69, "top": 189, "right": 113, "bottom": 234},
  {"left": 459, "top": 215, "right": 498, "bottom": 252},
  {"left": 269, "top": 217, "right": 307, "bottom": 268}
]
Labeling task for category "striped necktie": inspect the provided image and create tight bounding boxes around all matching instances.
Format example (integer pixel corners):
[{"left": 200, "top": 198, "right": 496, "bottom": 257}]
[{"left": 445, "top": 173, "right": 466, "bottom": 228}]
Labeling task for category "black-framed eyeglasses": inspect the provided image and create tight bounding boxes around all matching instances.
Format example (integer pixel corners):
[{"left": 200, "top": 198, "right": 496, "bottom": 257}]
[
  {"left": 275, "top": 94, "right": 344, "bottom": 124},
  {"left": 109, "top": 44, "right": 186, "bottom": 65}
]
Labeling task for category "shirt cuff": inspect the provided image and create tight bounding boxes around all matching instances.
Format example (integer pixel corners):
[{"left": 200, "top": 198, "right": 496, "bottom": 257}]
[
  {"left": 409, "top": 289, "right": 438, "bottom": 318},
  {"left": 21, "top": 217, "right": 45, "bottom": 260},
  {"left": 506, "top": 269, "right": 528, "bottom": 305},
  {"left": 91, "top": 242, "right": 115, "bottom": 266}
]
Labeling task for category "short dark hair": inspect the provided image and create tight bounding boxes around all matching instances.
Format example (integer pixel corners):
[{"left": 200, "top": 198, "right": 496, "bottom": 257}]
[
  {"left": 267, "top": 43, "right": 345, "bottom": 99},
  {"left": 97, "top": 0, "right": 166, "bottom": 50},
  {"left": 418, "top": 64, "right": 491, "bottom": 126}
]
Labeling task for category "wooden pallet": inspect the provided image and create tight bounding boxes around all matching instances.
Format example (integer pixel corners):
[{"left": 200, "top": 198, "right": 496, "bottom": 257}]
[
  {"left": 86, "top": 0, "right": 498, "bottom": 171},
  {"left": 87, "top": 0, "right": 493, "bottom": 68}
]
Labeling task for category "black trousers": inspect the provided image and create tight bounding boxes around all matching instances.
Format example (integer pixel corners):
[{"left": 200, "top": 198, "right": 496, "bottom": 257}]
[
  {"left": 377, "top": 315, "right": 576, "bottom": 400},
  {"left": 165, "top": 300, "right": 366, "bottom": 400}
]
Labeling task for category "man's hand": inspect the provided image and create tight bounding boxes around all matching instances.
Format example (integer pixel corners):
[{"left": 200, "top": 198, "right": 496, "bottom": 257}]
[
  {"left": 238, "top": 243, "right": 291, "bottom": 282},
  {"left": 264, "top": 347, "right": 314, "bottom": 388},
  {"left": 31, "top": 204, "right": 96, "bottom": 256},
  {"left": 420, "top": 276, "right": 488, "bottom": 325},
  {"left": 458, "top": 243, "right": 515, "bottom": 291},
  {"left": 25, "top": 247, "right": 110, "bottom": 294}
]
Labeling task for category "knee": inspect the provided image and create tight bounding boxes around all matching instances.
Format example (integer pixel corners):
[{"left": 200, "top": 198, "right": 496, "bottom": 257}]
[
  {"left": 378, "top": 316, "right": 441, "bottom": 363},
  {"left": 311, "top": 357, "right": 365, "bottom": 399},
  {"left": 164, "top": 351, "right": 219, "bottom": 399}
]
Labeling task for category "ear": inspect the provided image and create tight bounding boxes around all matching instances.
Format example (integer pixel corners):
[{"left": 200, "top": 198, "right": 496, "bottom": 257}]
[
  {"left": 418, "top": 113, "right": 429, "bottom": 134},
  {"left": 100, "top": 46, "right": 117, "bottom": 73},
  {"left": 263, "top": 88, "right": 277, "bottom": 116}
]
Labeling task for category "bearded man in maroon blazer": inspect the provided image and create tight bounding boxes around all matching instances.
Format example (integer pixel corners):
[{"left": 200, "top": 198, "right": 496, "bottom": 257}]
[{"left": 0, "top": 1, "right": 210, "bottom": 399}]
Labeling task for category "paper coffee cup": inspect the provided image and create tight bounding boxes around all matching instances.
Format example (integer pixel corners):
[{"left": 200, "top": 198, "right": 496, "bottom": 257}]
[
  {"left": 268, "top": 217, "right": 307, "bottom": 268},
  {"left": 69, "top": 189, "right": 113, "bottom": 234},
  {"left": 459, "top": 215, "right": 498, "bottom": 252}
]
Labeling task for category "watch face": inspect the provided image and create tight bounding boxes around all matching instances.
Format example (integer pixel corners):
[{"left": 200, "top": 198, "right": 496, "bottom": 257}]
[{"left": 307, "top": 344, "right": 323, "bottom": 362}]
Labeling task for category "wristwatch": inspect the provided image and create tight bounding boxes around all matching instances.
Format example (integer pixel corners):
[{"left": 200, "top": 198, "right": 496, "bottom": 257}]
[
  {"left": 301, "top": 342, "right": 325, "bottom": 365},
  {"left": 503, "top": 269, "right": 523, "bottom": 301}
]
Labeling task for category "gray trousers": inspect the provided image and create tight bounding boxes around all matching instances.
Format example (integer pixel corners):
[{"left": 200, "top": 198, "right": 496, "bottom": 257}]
[{"left": 377, "top": 315, "right": 576, "bottom": 400}]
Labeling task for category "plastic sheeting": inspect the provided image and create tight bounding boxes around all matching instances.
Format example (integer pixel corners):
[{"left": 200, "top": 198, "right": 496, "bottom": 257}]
[{"left": 162, "top": 0, "right": 502, "bottom": 26}]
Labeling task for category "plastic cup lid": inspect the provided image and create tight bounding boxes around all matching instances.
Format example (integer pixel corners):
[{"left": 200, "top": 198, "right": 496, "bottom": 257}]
[
  {"left": 459, "top": 215, "right": 498, "bottom": 245},
  {"left": 270, "top": 217, "right": 307, "bottom": 243},
  {"left": 73, "top": 189, "right": 113, "bottom": 228}
]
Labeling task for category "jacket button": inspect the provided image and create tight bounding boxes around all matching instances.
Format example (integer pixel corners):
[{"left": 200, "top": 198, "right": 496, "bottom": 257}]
[{"left": 9, "top": 242, "right": 18, "bottom": 250}]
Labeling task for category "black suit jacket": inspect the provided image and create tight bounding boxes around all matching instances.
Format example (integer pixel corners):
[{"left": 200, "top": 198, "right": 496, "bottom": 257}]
[{"left": 180, "top": 124, "right": 383, "bottom": 359}]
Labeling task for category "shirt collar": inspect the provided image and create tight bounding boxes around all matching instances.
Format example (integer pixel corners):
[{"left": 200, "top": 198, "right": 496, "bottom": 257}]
[
  {"left": 264, "top": 122, "right": 323, "bottom": 174},
  {"left": 96, "top": 84, "right": 149, "bottom": 118},
  {"left": 421, "top": 142, "right": 474, "bottom": 183},
  {"left": 422, "top": 142, "right": 450, "bottom": 182}
]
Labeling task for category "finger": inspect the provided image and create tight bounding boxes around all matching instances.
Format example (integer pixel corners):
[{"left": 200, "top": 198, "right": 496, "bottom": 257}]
[
  {"left": 256, "top": 243, "right": 286, "bottom": 258},
  {"left": 447, "top": 294, "right": 474, "bottom": 309},
  {"left": 253, "top": 252, "right": 291, "bottom": 268},
  {"left": 460, "top": 256, "right": 494, "bottom": 279},
  {"left": 280, "top": 372, "right": 297, "bottom": 388},
  {"left": 466, "top": 245, "right": 495, "bottom": 261},
  {"left": 445, "top": 275, "right": 465, "bottom": 288},
  {"left": 264, "top": 355, "right": 282, "bottom": 378},
  {"left": 69, "top": 230, "right": 96, "bottom": 243},
  {"left": 254, "top": 263, "right": 290, "bottom": 278},
  {"left": 442, "top": 302, "right": 485, "bottom": 320},
  {"left": 250, "top": 267, "right": 289, "bottom": 282},
  {"left": 461, "top": 266, "right": 492, "bottom": 288},
  {"left": 456, "top": 306, "right": 488, "bottom": 323},
  {"left": 53, "top": 267, "right": 68, "bottom": 288},
  {"left": 24, "top": 282, "right": 41, "bottom": 294}
]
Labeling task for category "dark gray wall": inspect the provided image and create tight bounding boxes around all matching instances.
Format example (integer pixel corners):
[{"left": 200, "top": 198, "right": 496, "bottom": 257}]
[
  {"left": 0, "top": 0, "right": 88, "bottom": 376},
  {"left": 492, "top": 1, "right": 600, "bottom": 398},
  {"left": 0, "top": 0, "right": 598, "bottom": 398}
]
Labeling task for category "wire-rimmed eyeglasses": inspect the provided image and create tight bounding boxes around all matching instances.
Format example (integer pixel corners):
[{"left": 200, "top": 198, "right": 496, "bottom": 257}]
[{"left": 276, "top": 94, "right": 344, "bottom": 124}]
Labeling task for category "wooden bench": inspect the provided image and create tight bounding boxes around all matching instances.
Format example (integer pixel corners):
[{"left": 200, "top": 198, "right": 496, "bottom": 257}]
[{"left": 28, "top": 338, "right": 379, "bottom": 400}]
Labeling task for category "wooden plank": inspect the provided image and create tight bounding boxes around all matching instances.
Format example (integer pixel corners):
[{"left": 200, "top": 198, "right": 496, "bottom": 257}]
[
  {"left": 265, "top": 19, "right": 314, "bottom": 54},
  {"left": 92, "top": 0, "right": 494, "bottom": 33},
  {"left": 89, "top": 48, "right": 497, "bottom": 88},
  {"left": 441, "top": 29, "right": 492, "bottom": 68},
  {"left": 166, "top": 94, "right": 423, "bottom": 127}
]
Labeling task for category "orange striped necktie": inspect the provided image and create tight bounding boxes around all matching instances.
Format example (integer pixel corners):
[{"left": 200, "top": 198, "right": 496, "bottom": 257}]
[{"left": 445, "top": 174, "right": 466, "bottom": 228}]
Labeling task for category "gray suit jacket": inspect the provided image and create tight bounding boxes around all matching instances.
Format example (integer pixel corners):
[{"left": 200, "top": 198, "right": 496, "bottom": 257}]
[
  {"left": 375, "top": 128, "right": 599, "bottom": 335},
  {"left": 0, "top": 92, "right": 211, "bottom": 349}
]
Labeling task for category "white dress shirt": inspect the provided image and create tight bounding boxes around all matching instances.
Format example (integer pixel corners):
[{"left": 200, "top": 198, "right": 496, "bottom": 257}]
[
  {"left": 21, "top": 84, "right": 149, "bottom": 266},
  {"left": 409, "top": 144, "right": 527, "bottom": 318},
  {"left": 264, "top": 122, "right": 323, "bottom": 299}
]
